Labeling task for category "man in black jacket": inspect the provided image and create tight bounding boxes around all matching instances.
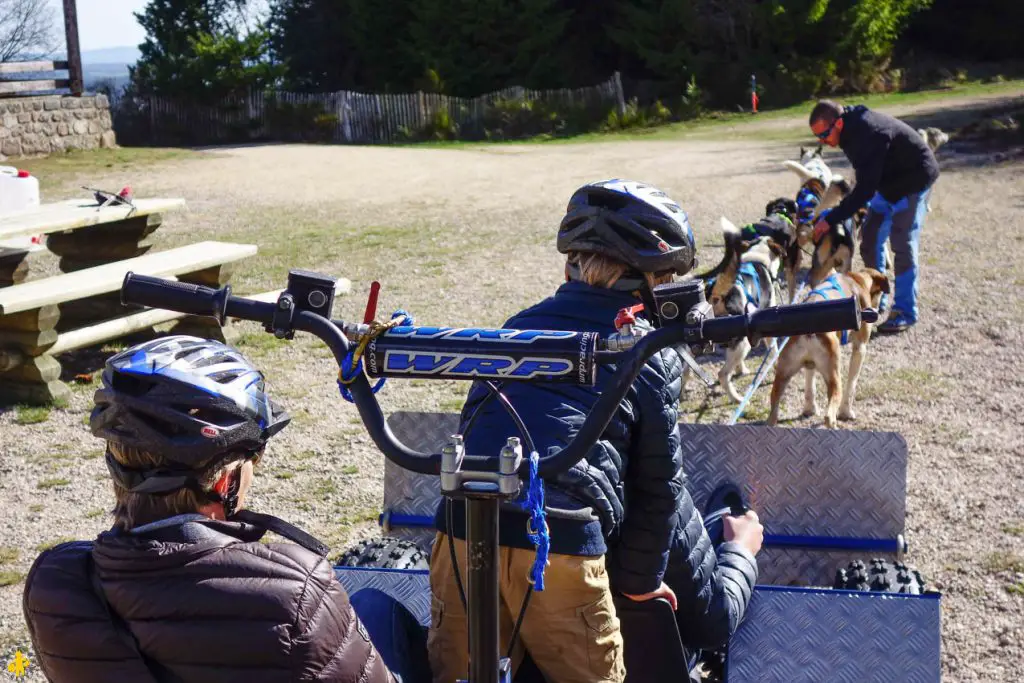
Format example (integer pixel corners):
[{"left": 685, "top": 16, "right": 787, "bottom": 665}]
[
  {"left": 22, "top": 336, "right": 399, "bottom": 683},
  {"left": 810, "top": 100, "right": 940, "bottom": 332}
]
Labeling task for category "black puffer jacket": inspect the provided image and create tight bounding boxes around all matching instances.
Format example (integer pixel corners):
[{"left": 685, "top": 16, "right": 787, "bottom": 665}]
[
  {"left": 825, "top": 104, "right": 940, "bottom": 226},
  {"left": 22, "top": 513, "right": 397, "bottom": 683},
  {"left": 435, "top": 280, "right": 685, "bottom": 596},
  {"left": 663, "top": 491, "right": 758, "bottom": 670}
]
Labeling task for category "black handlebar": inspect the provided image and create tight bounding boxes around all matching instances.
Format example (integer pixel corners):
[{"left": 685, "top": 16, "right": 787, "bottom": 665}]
[{"left": 121, "top": 271, "right": 867, "bottom": 479}]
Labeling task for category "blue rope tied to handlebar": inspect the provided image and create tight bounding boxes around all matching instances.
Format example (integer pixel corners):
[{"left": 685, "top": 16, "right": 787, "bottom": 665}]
[
  {"left": 520, "top": 450, "right": 550, "bottom": 591},
  {"left": 338, "top": 309, "right": 414, "bottom": 403}
]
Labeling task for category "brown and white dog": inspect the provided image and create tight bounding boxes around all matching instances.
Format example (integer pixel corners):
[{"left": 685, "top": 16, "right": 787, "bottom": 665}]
[{"left": 766, "top": 220, "right": 889, "bottom": 429}]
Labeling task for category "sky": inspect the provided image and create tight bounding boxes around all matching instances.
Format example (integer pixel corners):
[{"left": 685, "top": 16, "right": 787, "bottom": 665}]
[
  {"left": 52, "top": 0, "right": 149, "bottom": 52},
  {"left": 48, "top": 0, "right": 270, "bottom": 53}
]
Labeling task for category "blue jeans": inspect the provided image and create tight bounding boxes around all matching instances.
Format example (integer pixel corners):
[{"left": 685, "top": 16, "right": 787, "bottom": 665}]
[{"left": 859, "top": 187, "right": 931, "bottom": 322}]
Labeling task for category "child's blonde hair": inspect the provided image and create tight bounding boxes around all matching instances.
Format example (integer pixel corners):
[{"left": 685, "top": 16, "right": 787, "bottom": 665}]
[{"left": 566, "top": 251, "right": 674, "bottom": 290}]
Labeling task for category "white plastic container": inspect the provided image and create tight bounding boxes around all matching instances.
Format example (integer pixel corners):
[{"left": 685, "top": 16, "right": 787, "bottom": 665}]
[{"left": 0, "top": 166, "right": 41, "bottom": 215}]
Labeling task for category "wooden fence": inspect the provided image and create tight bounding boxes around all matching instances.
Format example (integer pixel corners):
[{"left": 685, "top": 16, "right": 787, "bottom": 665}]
[
  {"left": 0, "top": 61, "right": 72, "bottom": 98},
  {"left": 113, "top": 73, "right": 626, "bottom": 146}
]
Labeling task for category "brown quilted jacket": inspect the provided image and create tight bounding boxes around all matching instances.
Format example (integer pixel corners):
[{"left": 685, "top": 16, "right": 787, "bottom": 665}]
[{"left": 22, "top": 514, "right": 397, "bottom": 683}]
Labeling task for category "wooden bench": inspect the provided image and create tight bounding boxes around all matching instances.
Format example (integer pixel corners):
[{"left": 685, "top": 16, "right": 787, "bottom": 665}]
[{"left": 0, "top": 240, "right": 258, "bottom": 405}]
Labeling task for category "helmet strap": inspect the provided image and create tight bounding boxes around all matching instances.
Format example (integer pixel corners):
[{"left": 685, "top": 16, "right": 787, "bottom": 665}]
[{"left": 209, "top": 467, "right": 243, "bottom": 518}]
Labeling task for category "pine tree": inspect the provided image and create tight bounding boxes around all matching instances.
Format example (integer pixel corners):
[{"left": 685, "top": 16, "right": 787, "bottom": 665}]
[
  {"left": 606, "top": 0, "right": 700, "bottom": 89},
  {"left": 131, "top": 0, "right": 282, "bottom": 103},
  {"left": 404, "top": 0, "right": 571, "bottom": 96}
]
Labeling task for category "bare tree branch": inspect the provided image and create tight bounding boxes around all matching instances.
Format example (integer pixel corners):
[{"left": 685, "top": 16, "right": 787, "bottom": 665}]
[{"left": 0, "top": 0, "right": 60, "bottom": 63}]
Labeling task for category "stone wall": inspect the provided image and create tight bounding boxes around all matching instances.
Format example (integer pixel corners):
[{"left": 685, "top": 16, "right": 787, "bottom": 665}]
[{"left": 0, "top": 94, "right": 116, "bottom": 160}]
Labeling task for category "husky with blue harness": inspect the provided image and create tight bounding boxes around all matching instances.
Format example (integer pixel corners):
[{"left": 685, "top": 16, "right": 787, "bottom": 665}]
[
  {"left": 684, "top": 200, "right": 794, "bottom": 402},
  {"left": 767, "top": 212, "right": 889, "bottom": 428}
]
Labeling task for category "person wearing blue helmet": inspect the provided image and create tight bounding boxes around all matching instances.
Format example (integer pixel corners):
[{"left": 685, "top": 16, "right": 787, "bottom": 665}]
[
  {"left": 428, "top": 181, "right": 763, "bottom": 683},
  {"left": 22, "top": 336, "right": 399, "bottom": 683}
]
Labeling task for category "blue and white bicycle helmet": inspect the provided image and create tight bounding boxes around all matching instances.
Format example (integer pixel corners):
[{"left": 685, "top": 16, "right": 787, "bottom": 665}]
[
  {"left": 558, "top": 179, "right": 697, "bottom": 275},
  {"left": 90, "top": 336, "right": 290, "bottom": 491}
]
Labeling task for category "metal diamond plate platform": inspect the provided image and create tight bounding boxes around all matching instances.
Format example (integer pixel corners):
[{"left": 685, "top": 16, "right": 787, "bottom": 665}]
[
  {"left": 726, "top": 586, "right": 941, "bottom": 683},
  {"left": 382, "top": 412, "right": 909, "bottom": 585},
  {"left": 334, "top": 566, "right": 432, "bottom": 626},
  {"left": 383, "top": 412, "right": 458, "bottom": 547},
  {"left": 678, "top": 423, "right": 907, "bottom": 585}
]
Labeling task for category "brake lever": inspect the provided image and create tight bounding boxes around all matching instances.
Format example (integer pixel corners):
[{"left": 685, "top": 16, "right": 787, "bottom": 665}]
[{"left": 679, "top": 345, "right": 716, "bottom": 387}]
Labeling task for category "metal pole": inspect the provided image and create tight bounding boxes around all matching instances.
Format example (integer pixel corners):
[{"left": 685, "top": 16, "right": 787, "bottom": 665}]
[
  {"left": 62, "top": 0, "right": 84, "bottom": 96},
  {"left": 465, "top": 496, "right": 500, "bottom": 683}
]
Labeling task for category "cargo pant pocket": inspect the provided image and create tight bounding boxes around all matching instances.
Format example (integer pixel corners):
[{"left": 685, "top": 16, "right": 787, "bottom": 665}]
[{"left": 578, "top": 594, "right": 624, "bottom": 681}]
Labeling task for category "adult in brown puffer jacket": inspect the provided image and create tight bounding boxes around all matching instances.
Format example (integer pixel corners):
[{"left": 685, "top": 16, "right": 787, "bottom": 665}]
[{"left": 22, "top": 336, "right": 397, "bottom": 683}]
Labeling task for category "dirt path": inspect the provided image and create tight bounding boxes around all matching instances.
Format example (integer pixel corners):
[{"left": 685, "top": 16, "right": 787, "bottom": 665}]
[{"left": 1, "top": 93, "right": 1022, "bottom": 682}]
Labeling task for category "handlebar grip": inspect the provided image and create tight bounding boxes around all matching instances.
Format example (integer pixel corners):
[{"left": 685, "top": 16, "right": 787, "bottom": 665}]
[
  {"left": 121, "top": 272, "right": 230, "bottom": 323},
  {"left": 750, "top": 297, "right": 861, "bottom": 338},
  {"left": 700, "top": 297, "right": 862, "bottom": 344}
]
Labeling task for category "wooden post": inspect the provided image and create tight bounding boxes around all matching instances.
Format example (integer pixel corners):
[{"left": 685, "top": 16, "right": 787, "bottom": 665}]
[
  {"left": 613, "top": 71, "right": 626, "bottom": 117},
  {"left": 62, "top": 0, "right": 84, "bottom": 96},
  {"left": 0, "top": 305, "right": 68, "bottom": 405}
]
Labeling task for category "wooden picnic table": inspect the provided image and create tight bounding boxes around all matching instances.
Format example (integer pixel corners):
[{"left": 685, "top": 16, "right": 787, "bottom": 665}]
[{"left": 0, "top": 197, "right": 186, "bottom": 284}]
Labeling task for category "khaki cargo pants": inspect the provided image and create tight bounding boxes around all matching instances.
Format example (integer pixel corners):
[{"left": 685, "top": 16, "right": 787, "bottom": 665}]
[{"left": 427, "top": 532, "right": 625, "bottom": 683}]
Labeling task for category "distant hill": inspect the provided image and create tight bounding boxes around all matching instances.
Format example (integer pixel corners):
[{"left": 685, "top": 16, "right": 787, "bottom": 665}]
[
  {"left": 80, "top": 47, "right": 139, "bottom": 94},
  {"left": 82, "top": 46, "right": 141, "bottom": 65}
]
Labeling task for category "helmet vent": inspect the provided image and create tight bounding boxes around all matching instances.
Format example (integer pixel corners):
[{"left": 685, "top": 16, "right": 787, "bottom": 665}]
[
  {"left": 209, "top": 369, "right": 244, "bottom": 383},
  {"left": 589, "top": 192, "right": 630, "bottom": 211},
  {"left": 110, "top": 373, "right": 155, "bottom": 397}
]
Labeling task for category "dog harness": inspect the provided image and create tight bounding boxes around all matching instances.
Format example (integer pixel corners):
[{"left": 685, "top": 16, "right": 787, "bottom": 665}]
[
  {"left": 741, "top": 214, "right": 795, "bottom": 247},
  {"left": 796, "top": 186, "right": 821, "bottom": 223},
  {"left": 736, "top": 262, "right": 764, "bottom": 308},
  {"left": 705, "top": 260, "right": 773, "bottom": 310},
  {"left": 804, "top": 274, "right": 850, "bottom": 345}
]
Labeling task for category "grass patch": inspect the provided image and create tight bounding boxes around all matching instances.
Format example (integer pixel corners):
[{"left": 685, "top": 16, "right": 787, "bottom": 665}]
[
  {"left": 1007, "top": 579, "right": 1024, "bottom": 596},
  {"left": 235, "top": 330, "right": 292, "bottom": 353},
  {"left": 16, "top": 405, "right": 50, "bottom": 425},
  {"left": 220, "top": 208, "right": 457, "bottom": 295},
  {"left": 0, "top": 548, "right": 19, "bottom": 565},
  {"left": 340, "top": 465, "right": 359, "bottom": 475},
  {"left": 440, "top": 397, "right": 465, "bottom": 412},
  {"left": 85, "top": 508, "right": 107, "bottom": 519},
  {"left": 1003, "top": 523, "right": 1024, "bottom": 537},
  {"left": 313, "top": 478, "right": 338, "bottom": 497},
  {"left": 28, "top": 504, "right": 44, "bottom": 513},
  {"left": 17, "top": 147, "right": 204, "bottom": 194},
  {"left": 274, "top": 471, "right": 295, "bottom": 480},
  {"left": 984, "top": 551, "right": 1024, "bottom": 574},
  {"left": 36, "top": 477, "right": 70, "bottom": 490},
  {"left": 0, "top": 571, "right": 24, "bottom": 587}
]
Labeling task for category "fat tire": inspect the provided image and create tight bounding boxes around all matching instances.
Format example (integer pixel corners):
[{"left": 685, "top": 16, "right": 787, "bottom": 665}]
[
  {"left": 337, "top": 537, "right": 429, "bottom": 570},
  {"left": 833, "top": 558, "right": 927, "bottom": 594}
]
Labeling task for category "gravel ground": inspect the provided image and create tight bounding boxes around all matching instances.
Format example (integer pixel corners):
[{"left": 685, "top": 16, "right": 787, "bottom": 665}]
[{"left": 1, "top": 93, "right": 1022, "bottom": 682}]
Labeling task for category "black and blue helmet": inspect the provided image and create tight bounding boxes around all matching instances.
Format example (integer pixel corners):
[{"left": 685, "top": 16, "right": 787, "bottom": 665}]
[
  {"left": 558, "top": 179, "right": 697, "bottom": 275},
  {"left": 90, "top": 335, "right": 290, "bottom": 475}
]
